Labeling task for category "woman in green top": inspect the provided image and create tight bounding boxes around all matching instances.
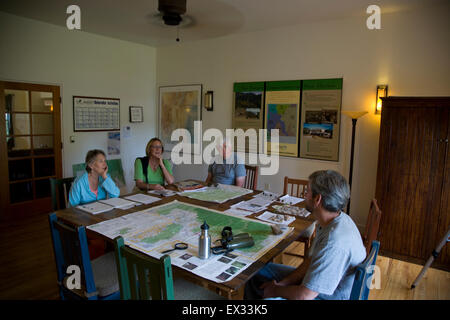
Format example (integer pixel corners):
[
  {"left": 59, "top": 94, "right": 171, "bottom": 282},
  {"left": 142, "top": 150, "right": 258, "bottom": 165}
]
[{"left": 134, "top": 137, "right": 174, "bottom": 191}]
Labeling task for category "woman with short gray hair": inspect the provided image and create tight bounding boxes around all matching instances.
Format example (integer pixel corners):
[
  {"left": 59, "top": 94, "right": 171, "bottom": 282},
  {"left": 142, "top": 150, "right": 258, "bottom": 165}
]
[{"left": 69, "top": 149, "right": 120, "bottom": 207}]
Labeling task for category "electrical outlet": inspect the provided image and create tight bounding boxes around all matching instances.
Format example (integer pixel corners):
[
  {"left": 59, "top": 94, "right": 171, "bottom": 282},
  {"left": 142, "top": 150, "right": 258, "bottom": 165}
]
[{"left": 264, "top": 183, "right": 271, "bottom": 190}]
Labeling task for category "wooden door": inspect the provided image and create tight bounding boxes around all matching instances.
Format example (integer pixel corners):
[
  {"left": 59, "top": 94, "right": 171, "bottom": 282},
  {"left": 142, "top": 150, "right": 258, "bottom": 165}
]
[
  {"left": 376, "top": 97, "right": 449, "bottom": 270},
  {"left": 0, "top": 81, "right": 62, "bottom": 218}
]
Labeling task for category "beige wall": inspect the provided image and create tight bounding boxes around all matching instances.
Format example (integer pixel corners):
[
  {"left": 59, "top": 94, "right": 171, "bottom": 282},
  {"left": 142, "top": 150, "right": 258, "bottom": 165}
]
[
  {"left": 0, "top": 11, "right": 158, "bottom": 192},
  {"left": 1, "top": 4, "right": 449, "bottom": 230},
  {"left": 156, "top": 3, "right": 450, "bottom": 229}
]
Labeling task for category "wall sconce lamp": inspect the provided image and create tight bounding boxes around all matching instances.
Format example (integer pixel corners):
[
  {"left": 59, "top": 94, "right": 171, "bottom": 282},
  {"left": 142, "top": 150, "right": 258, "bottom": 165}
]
[
  {"left": 375, "top": 85, "right": 388, "bottom": 114},
  {"left": 204, "top": 91, "right": 214, "bottom": 111}
]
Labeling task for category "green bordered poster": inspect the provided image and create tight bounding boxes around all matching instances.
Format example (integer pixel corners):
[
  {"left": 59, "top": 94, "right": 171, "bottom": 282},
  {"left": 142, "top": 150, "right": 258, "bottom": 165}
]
[
  {"left": 232, "top": 82, "right": 265, "bottom": 153},
  {"left": 300, "top": 78, "right": 342, "bottom": 161},
  {"left": 264, "top": 80, "right": 301, "bottom": 157}
]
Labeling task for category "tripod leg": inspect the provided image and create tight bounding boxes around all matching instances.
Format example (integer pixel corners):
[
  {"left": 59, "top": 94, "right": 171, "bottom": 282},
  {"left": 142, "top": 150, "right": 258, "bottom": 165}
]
[{"left": 411, "top": 227, "right": 450, "bottom": 289}]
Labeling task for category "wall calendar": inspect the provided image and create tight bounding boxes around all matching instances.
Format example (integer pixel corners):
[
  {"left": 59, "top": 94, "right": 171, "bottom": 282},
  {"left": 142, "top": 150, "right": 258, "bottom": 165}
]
[{"left": 73, "top": 96, "right": 120, "bottom": 132}]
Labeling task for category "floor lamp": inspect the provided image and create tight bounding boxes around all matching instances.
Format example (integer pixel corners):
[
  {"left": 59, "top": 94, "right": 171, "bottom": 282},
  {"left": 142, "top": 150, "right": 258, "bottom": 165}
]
[{"left": 342, "top": 111, "right": 368, "bottom": 215}]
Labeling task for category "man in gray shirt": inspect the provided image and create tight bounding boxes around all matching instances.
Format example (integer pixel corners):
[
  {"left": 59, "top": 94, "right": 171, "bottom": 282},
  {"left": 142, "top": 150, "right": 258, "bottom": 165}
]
[
  {"left": 205, "top": 140, "right": 246, "bottom": 187},
  {"left": 244, "top": 170, "right": 366, "bottom": 300}
]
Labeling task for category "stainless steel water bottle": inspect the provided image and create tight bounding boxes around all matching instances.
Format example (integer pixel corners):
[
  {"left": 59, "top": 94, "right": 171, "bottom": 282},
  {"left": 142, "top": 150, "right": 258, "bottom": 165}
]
[{"left": 198, "top": 221, "right": 211, "bottom": 259}]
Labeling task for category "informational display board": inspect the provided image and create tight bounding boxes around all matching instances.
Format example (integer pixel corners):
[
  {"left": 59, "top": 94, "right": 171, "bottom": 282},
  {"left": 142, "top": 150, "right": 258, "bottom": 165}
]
[
  {"left": 232, "top": 82, "right": 265, "bottom": 154},
  {"left": 73, "top": 96, "right": 120, "bottom": 131},
  {"left": 232, "top": 78, "right": 342, "bottom": 161},
  {"left": 299, "top": 79, "right": 342, "bottom": 161},
  {"left": 264, "top": 80, "right": 301, "bottom": 157}
]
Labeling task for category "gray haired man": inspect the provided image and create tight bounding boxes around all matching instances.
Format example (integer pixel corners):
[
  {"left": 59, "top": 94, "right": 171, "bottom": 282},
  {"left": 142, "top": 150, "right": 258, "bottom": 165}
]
[{"left": 244, "top": 170, "right": 366, "bottom": 300}]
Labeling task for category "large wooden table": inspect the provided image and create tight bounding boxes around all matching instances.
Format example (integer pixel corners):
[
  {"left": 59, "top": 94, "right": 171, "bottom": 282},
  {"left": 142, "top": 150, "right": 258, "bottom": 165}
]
[{"left": 55, "top": 186, "right": 314, "bottom": 299}]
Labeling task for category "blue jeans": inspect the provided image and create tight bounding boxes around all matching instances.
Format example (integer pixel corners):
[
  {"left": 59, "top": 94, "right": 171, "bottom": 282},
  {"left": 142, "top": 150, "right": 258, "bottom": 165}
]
[{"left": 244, "top": 263, "right": 295, "bottom": 300}]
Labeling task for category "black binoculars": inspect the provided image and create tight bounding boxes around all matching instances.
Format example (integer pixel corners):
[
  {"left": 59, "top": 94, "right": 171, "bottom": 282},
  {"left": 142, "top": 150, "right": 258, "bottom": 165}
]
[{"left": 212, "top": 226, "right": 255, "bottom": 254}]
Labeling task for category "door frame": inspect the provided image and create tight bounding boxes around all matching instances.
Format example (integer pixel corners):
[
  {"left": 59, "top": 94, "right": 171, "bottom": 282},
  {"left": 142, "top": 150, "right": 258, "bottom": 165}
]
[{"left": 0, "top": 80, "right": 62, "bottom": 219}]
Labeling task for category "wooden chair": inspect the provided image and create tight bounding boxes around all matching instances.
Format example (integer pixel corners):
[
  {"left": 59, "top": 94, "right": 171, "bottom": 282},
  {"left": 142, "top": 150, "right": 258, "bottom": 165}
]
[
  {"left": 114, "top": 236, "right": 226, "bottom": 300},
  {"left": 280, "top": 176, "right": 316, "bottom": 261},
  {"left": 48, "top": 213, "right": 120, "bottom": 300},
  {"left": 114, "top": 236, "right": 174, "bottom": 300},
  {"left": 350, "top": 240, "right": 380, "bottom": 300},
  {"left": 283, "top": 176, "right": 308, "bottom": 198},
  {"left": 362, "top": 199, "right": 382, "bottom": 255},
  {"left": 244, "top": 165, "right": 258, "bottom": 190},
  {"left": 50, "top": 177, "right": 75, "bottom": 211}
]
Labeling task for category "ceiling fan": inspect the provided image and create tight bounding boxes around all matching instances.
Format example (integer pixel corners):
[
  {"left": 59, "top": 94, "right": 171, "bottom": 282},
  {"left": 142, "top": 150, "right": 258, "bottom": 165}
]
[{"left": 152, "top": 0, "right": 194, "bottom": 28}]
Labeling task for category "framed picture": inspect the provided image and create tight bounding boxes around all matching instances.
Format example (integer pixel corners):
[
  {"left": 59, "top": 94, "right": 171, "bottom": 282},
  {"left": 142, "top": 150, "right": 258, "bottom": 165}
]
[
  {"left": 129, "top": 106, "right": 143, "bottom": 123},
  {"left": 73, "top": 96, "right": 120, "bottom": 132},
  {"left": 159, "top": 84, "right": 202, "bottom": 154}
]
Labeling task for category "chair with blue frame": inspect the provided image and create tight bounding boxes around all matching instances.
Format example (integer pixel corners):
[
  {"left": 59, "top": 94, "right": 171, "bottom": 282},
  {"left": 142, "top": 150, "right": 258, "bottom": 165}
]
[
  {"left": 349, "top": 240, "right": 380, "bottom": 300},
  {"left": 48, "top": 213, "right": 120, "bottom": 300}
]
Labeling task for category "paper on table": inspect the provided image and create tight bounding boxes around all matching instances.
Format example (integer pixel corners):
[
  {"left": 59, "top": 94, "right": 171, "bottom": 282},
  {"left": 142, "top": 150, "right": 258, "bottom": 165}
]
[
  {"left": 272, "top": 205, "right": 311, "bottom": 217},
  {"left": 124, "top": 193, "right": 161, "bottom": 205},
  {"left": 225, "top": 208, "right": 253, "bottom": 217},
  {"left": 181, "top": 186, "right": 208, "bottom": 193},
  {"left": 256, "top": 211, "right": 296, "bottom": 226},
  {"left": 148, "top": 189, "right": 178, "bottom": 197},
  {"left": 279, "top": 194, "right": 304, "bottom": 205},
  {"left": 77, "top": 201, "right": 114, "bottom": 215},
  {"left": 253, "top": 190, "right": 281, "bottom": 201},
  {"left": 99, "top": 197, "right": 138, "bottom": 209},
  {"left": 231, "top": 200, "right": 267, "bottom": 213}
]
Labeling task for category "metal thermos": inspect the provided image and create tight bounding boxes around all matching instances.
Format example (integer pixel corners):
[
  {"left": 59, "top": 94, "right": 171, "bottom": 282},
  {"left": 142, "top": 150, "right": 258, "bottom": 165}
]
[{"left": 198, "top": 221, "right": 211, "bottom": 259}]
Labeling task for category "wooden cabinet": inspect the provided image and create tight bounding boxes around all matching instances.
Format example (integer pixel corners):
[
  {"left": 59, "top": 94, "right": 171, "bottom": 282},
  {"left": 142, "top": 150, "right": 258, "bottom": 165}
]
[{"left": 375, "top": 97, "right": 449, "bottom": 271}]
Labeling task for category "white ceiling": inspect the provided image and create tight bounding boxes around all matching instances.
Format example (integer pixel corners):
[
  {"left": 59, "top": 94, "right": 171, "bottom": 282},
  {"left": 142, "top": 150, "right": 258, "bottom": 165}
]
[{"left": 0, "top": 0, "right": 445, "bottom": 47}]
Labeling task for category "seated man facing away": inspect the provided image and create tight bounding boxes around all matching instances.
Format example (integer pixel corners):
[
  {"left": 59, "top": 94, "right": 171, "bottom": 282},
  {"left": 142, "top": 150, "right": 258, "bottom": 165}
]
[
  {"left": 244, "top": 170, "right": 366, "bottom": 300},
  {"left": 205, "top": 139, "right": 246, "bottom": 187}
]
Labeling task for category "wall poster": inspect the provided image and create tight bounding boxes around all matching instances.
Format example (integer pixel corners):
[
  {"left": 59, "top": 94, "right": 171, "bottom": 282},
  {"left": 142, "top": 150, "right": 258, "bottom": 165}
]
[
  {"left": 299, "top": 78, "right": 342, "bottom": 161},
  {"left": 264, "top": 80, "right": 301, "bottom": 157},
  {"left": 232, "top": 82, "right": 265, "bottom": 154}
]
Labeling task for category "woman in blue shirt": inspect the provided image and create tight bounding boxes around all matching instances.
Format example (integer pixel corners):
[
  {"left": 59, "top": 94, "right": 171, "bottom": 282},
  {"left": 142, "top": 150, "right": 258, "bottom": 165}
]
[
  {"left": 69, "top": 149, "right": 120, "bottom": 207},
  {"left": 68, "top": 149, "right": 120, "bottom": 259}
]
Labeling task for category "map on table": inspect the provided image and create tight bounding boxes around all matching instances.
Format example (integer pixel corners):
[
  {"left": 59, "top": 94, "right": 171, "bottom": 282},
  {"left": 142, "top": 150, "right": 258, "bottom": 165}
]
[
  {"left": 87, "top": 200, "right": 292, "bottom": 283},
  {"left": 179, "top": 183, "right": 253, "bottom": 203}
]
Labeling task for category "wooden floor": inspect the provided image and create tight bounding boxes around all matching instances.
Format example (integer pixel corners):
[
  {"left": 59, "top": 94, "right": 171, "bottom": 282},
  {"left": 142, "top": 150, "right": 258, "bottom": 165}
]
[
  {"left": 0, "top": 214, "right": 448, "bottom": 300},
  {"left": 0, "top": 212, "right": 59, "bottom": 300},
  {"left": 281, "top": 242, "right": 450, "bottom": 300}
]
